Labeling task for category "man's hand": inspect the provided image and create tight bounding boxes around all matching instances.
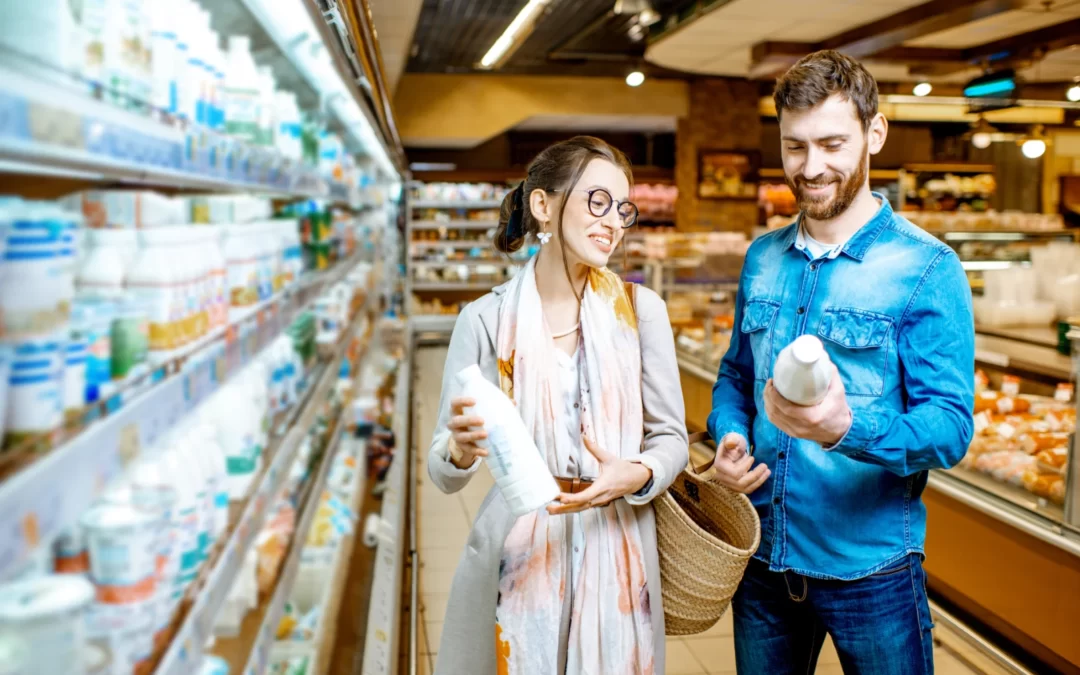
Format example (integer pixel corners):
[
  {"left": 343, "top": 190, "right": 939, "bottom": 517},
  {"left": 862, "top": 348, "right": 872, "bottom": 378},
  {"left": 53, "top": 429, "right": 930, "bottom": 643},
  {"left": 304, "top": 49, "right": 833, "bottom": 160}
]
[
  {"left": 764, "top": 363, "right": 852, "bottom": 446},
  {"left": 707, "top": 433, "right": 770, "bottom": 494},
  {"left": 547, "top": 437, "right": 652, "bottom": 515}
]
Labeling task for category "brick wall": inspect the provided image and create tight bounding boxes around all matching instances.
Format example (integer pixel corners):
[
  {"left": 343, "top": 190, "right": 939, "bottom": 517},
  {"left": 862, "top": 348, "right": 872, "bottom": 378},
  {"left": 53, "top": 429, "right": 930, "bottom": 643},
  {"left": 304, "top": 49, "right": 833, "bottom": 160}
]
[{"left": 675, "top": 79, "right": 762, "bottom": 233}]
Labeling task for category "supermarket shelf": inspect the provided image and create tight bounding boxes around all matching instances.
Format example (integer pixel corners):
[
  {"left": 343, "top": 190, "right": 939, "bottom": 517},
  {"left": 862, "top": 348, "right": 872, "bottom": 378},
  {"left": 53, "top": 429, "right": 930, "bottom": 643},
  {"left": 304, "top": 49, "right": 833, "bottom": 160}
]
[
  {"left": 410, "top": 314, "right": 459, "bottom": 335},
  {"left": 927, "top": 471, "right": 1080, "bottom": 559},
  {"left": 0, "top": 258, "right": 360, "bottom": 582},
  {"left": 974, "top": 333, "right": 1072, "bottom": 380},
  {"left": 410, "top": 200, "right": 502, "bottom": 210},
  {"left": 362, "top": 336, "right": 412, "bottom": 675},
  {"left": 409, "top": 240, "right": 494, "bottom": 249},
  {"left": 411, "top": 260, "right": 520, "bottom": 268},
  {"left": 961, "top": 260, "right": 1026, "bottom": 271},
  {"left": 410, "top": 220, "right": 499, "bottom": 231},
  {"left": 154, "top": 312, "right": 370, "bottom": 675},
  {"left": 0, "top": 63, "right": 348, "bottom": 202},
  {"left": 212, "top": 399, "right": 351, "bottom": 675},
  {"left": 935, "top": 230, "right": 1080, "bottom": 242},
  {"left": 904, "top": 163, "right": 995, "bottom": 173},
  {"left": 411, "top": 282, "right": 498, "bottom": 292},
  {"left": 975, "top": 325, "right": 1060, "bottom": 350}
]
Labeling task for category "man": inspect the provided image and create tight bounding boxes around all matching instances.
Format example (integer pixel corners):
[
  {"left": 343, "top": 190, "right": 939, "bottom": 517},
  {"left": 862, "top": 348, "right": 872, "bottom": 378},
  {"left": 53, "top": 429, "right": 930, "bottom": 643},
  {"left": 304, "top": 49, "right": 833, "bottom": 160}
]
[{"left": 709, "top": 50, "right": 974, "bottom": 675}]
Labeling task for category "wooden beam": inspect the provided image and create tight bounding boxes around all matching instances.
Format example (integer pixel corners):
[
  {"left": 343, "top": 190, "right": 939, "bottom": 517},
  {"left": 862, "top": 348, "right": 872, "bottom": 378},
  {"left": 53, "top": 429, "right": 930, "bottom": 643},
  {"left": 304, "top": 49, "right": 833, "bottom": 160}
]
[
  {"left": 962, "top": 16, "right": 1080, "bottom": 62},
  {"left": 820, "top": 0, "right": 1023, "bottom": 57},
  {"left": 747, "top": 0, "right": 1023, "bottom": 79}
]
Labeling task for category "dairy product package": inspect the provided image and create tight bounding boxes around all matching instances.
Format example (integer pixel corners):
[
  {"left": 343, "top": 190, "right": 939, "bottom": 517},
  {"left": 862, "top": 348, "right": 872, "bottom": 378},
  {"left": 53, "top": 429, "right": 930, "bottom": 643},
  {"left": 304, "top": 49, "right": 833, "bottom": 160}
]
[
  {"left": 454, "top": 365, "right": 559, "bottom": 517},
  {"left": 773, "top": 335, "right": 833, "bottom": 406},
  {"left": 0, "top": 574, "right": 95, "bottom": 675},
  {"left": 77, "top": 191, "right": 188, "bottom": 229}
]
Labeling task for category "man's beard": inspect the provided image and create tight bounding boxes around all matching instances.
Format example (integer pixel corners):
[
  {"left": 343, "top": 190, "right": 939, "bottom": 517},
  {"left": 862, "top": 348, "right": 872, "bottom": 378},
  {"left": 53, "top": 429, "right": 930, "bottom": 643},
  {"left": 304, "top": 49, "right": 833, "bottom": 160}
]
[{"left": 786, "top": 149, "right": 868, "bottom": 221}]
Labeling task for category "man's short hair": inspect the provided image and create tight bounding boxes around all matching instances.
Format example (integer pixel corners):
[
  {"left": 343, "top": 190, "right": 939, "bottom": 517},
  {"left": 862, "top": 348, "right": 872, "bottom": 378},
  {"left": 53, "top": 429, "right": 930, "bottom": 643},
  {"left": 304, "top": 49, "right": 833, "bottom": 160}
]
[{"left": 773, "top": 50, "right": 879, "bottom": 130}]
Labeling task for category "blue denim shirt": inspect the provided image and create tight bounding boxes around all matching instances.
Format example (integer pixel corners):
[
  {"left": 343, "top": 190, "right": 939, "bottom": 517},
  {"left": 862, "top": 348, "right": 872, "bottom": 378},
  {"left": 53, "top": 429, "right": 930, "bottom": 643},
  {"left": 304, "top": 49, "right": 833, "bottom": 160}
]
[{"left": 709, "top": 196, "right": 974, "bottom": 580}]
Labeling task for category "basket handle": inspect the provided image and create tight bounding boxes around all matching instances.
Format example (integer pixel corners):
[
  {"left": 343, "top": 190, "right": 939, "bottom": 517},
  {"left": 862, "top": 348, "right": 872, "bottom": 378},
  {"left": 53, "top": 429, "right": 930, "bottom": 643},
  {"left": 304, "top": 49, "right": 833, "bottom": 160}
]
[{"left": 687, "top": 431, "right": 719, "bottom": 477}]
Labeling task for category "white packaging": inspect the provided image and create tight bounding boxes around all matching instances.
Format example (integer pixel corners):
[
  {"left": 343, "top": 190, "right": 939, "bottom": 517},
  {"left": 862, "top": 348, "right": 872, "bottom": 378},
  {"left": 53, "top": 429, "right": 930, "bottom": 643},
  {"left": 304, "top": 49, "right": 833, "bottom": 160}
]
[
  {"left": 159, "top": 446, "right": 203, "bottom": 597},
  {"left": 84, "top": 599, "right": 155, "bottom": 675},
  {"left": 78, "top": 190, "right": 187, "bottom": 230},
  {"left": 454, "top": 365, "right": 559, "bottom": 517},
  {"left": 0, "top": 0, "right": 83, "bottom": 91},
  {"left": 224, "top": 35, "right": 260, "bottom": 143},
  {"left": 210, "top": 386, "right": 261, "bottom": 500},
  {"left": 275, "top": 91, "right": 303, "bottom": 162},
  {"left": 0, "top": 575, "right": 95, "bottom": 675},
  {"left": 256, "top": 65, "right": 277, "bottom": 146},
  {"left": 0, "top": 343, "right": 10, "bottom": 443},
  {"left": 6, "top": 333, "right": 65, "bottom": 439},
  {"left": 128, "top": 228, "right": 185, "bottom": 351},
  {"left": 0, "top": 203, "right": 77, "bottom": 339},
  {"left": 77, "top": 228, "right": 136, "bottom": 298},
  {"left": 773, "top": 335, "right": 833, "bottom": 406},
  {"left": 80, "top": 502, "right": 158, "bottom": 605},
  {"left": 63, "top": 335, "right": 88, "bottom": 413},
  {"left": 149, "top": 2, "right": 179, "bottom": 114},
  {"left": 224, "top": 225, "right": 258, "bottom": 307}
]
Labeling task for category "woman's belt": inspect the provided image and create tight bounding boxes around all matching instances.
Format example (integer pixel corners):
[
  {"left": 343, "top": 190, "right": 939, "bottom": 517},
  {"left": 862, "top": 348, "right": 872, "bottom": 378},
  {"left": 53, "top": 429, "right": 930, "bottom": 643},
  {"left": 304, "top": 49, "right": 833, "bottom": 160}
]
[{"left": 553, "top": 476, "right": 594, "bottom": 495}]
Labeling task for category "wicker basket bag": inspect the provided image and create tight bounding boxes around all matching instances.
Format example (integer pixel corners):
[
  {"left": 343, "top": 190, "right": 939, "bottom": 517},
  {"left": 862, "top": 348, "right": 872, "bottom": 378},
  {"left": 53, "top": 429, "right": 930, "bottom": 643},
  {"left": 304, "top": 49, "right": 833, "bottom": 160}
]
[{"left": 656, "top": 432, "right": 761, "bottom": 636}]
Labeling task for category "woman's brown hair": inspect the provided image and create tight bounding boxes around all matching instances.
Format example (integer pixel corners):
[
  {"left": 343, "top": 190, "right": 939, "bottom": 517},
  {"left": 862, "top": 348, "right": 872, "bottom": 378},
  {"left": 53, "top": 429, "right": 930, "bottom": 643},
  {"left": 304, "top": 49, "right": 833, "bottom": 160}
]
[{"left": 494, "top": 136, "right": 632, "bottom": 296}]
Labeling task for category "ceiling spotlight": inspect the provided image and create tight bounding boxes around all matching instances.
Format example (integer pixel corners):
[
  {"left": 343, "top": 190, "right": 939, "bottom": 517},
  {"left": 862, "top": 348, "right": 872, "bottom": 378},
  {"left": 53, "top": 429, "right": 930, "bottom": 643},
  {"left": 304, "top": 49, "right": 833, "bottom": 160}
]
[
  {"left": 628, "top": 23, "right": 646, "bottom": 41},
  {"left": 913, "top": 81, "right": 933, "bottom": 97},
  {"left": 626, "top": 71, "right": 646, "bottom": 87},
  {"left": 1067, "top": 83, "right": 1080, "bottom": 102},
  {"left": 638, "top": 8, "right": 661, "bottom": 25},
  {"left": 972, "top": 132, "right": 992, "bottom": 149},
  {"left": 1022, "top": 138, "right": 1046, "bottom": 159}
]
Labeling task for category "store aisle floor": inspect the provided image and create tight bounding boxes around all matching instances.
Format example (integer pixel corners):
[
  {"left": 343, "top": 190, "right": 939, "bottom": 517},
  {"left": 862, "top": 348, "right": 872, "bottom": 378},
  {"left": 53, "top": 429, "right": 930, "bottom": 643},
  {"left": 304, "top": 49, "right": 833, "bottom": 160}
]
[{"left": 411, "top": 347, "right": 983, "bottom": 675}]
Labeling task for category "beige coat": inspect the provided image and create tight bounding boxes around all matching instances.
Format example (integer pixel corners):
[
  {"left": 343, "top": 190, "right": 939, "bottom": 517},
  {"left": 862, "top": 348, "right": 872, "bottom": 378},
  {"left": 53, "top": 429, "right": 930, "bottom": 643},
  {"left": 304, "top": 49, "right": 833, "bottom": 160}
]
[{"left": 427, "top": 281, "right": 689, "bottom": 675}]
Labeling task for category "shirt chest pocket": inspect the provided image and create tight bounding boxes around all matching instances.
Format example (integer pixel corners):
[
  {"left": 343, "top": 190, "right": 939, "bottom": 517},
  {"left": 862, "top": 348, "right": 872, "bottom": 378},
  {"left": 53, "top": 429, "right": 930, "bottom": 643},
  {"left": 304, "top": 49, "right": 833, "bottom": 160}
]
[
  {"left": 741, "top": 299, "right": 780, "bottom": 381},
  {"left": 817, "top": 308, "right": 893, "bottom": 397}
]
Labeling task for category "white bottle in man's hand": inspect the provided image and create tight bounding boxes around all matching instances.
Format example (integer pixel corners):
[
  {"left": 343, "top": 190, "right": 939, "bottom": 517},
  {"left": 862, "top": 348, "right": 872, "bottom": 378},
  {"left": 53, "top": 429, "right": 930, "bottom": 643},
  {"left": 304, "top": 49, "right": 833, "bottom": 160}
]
[{"left": 773, "top": 335, "right": 833, "bottom": 406}]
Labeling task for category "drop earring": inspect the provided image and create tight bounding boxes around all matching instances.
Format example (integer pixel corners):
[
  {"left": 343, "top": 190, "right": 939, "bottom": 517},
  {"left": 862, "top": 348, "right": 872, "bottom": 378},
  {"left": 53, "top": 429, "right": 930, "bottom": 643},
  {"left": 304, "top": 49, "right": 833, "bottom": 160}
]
[{"left": 538, "top": 231, "right": 552, "bottom": 245}]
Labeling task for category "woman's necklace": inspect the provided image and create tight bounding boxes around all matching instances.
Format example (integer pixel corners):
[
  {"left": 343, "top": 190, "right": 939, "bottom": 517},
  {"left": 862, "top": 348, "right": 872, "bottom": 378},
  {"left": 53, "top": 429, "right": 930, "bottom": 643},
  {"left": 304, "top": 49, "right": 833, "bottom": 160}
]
[{"left": 550, "top": 323, "right": 580, "bottom": 339}]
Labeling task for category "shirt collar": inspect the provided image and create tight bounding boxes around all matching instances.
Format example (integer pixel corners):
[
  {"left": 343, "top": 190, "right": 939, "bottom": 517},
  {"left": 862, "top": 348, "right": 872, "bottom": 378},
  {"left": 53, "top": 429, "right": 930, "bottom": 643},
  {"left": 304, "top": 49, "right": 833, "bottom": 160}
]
[{"left": 783, "top": 192, "right": 894, "bottom": 262}]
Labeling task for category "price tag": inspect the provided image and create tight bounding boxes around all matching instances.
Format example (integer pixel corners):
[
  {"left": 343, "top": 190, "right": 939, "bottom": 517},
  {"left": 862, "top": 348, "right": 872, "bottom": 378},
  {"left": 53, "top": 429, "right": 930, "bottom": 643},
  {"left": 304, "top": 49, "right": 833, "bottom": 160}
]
[
  {"left": 118, "top": 423, "right": 141, "bottom": 468},
  {"left": 1055, "top": 383, "right": 1074, "bottom": 403},
  {"left": 1002, "top": 375, "right": 1020, "bottom": 397},
  {"left": 22, "top": 513, "right": 39, "bottom": 549}
]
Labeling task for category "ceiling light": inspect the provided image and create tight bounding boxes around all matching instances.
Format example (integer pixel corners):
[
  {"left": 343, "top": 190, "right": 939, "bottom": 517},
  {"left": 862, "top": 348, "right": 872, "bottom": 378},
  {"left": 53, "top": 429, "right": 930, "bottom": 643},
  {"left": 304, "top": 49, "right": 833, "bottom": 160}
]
[
  {"left": 626, "top": 71, "right": 645, "bottom": 87},
  {"left": 628, "top": 23, "right": 646, "bottom": 41},
  {"left": 638, "top": 8, "right": 661, "bottom": 25},
  {"left": 971, "top": 132, "right": 992, "bottom": 149},
  {"left": 478, "top": 0, "right": 551, "bottom": 69},
  {"left": 1067, "top": 84, "right": 1080, "bottom": 102},
  {"left": 913, "top": 81, "right": 932, "bottom": 97},
  {"left": 1022, "top": 138, "right": 1046, "bottom": 159}
]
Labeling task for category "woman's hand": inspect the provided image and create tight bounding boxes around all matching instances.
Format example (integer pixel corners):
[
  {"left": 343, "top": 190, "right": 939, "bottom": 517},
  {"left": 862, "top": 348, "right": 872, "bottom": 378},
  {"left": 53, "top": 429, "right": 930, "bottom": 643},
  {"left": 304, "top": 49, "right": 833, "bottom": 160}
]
[
  {"left": 447, "top": 397, "right": 487, "bottom": 470},
  {"left": 547, "top": 437, "right": 651, "bottom": 515}
]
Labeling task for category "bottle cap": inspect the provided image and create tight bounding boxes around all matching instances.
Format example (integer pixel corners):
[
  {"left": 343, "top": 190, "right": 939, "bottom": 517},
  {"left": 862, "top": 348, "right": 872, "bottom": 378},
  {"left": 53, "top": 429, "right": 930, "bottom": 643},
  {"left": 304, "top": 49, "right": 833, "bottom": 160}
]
[{"left": 791, "top": 335, "right": 825, "bottom": 366}]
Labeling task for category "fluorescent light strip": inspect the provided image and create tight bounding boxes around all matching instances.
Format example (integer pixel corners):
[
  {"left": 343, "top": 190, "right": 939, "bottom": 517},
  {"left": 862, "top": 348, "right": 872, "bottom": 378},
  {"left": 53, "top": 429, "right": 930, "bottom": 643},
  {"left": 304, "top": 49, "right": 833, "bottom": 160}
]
[
  {"left": 479, "top": 0, "right": 550, "bottom": 68},
  {"left": 963, "top": 79, "right": 1016, "bottom": 98}
]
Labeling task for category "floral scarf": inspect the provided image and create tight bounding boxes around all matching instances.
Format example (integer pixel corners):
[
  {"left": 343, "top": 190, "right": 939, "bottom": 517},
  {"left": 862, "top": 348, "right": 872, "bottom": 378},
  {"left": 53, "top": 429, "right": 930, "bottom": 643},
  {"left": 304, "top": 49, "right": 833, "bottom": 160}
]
[{"left": 493, "top": 256, "right": 654, "bottom": 675}]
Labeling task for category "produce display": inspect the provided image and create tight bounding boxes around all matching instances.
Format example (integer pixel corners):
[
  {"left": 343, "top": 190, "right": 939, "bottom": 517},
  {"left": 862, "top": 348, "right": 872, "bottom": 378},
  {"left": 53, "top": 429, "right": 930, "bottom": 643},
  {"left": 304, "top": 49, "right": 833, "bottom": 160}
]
[{"left": 958, "top": 373, "right": 1074, "bottom": 506}]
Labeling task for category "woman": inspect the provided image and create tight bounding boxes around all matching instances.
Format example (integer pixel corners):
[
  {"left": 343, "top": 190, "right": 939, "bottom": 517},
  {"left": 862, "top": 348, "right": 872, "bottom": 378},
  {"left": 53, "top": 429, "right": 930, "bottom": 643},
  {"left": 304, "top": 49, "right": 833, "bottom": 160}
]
[{"left": 427, "top": 136, "right": 688, "bottom": 675}]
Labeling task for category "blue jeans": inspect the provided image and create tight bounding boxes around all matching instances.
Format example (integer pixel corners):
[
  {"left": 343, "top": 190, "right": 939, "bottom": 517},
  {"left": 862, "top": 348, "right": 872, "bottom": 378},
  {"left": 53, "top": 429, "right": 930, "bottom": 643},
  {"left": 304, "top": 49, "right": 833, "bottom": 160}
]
[{"left": 733, "top": 554, "right": 935, "bottom": 675}]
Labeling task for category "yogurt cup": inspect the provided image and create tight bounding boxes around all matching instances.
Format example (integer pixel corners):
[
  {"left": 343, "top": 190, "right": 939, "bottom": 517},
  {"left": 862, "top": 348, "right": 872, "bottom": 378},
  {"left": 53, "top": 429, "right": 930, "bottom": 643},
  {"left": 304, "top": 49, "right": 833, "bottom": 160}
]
[
  {"left": 55, "top": 525, "right": 91, "bottom": 575},
  {"left": 5, "top": 333, "right": 64, "bottom": 445},
  {"left": 0, "top": 574, "right": 95, "bottom": 675},
  {"left": 80, "top": 503, "right": 158, "bottom": 605},
  {"left": 84, "top": 600, "right": 155, "bottom": 675}
]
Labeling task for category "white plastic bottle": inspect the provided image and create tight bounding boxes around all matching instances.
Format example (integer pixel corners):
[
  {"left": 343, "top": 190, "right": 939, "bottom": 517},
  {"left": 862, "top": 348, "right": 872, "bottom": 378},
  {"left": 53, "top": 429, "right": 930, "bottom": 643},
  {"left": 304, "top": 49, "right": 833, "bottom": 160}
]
[
  {"left": 223, "top": 36, "right": 260, "bottom": 143},
  {"left": 174, "top": 0, "right": 195, "bottom": 122},
  {"left": 158, "top": 443, "right": 202, "bottom": 597},
  {"left": 128, "top": 228, "right": 182, "bottom": 351},
  {"left": 256, "top": 66, "right": 277, "bottom": 147},
  {"left": 274, "top": 91, "right": 302, "bottom": 162},
  {"left": 194, "top": 419, "right": 230, "bottom": 540},
  {"left": 150, "top": 2, "right": 178, "bottom": 114},
  {"left": 454, "top": 365, "right": 559, "bottom": 517},
  {"left": 210, "top": 387, "right": 259, "bottom": 500},
  {"left": 204, "top": 227, "right": 228, "bottom": 329},
  {"left": 772, "top": 335, "right": 833, "bottom": 406}
]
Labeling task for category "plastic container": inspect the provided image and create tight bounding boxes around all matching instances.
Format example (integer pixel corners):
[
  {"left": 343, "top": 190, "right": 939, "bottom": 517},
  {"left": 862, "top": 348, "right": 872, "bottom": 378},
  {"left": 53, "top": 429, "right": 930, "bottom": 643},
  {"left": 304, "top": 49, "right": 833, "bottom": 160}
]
[
  {"left": 224, "top": 35, "right": 260, "bottom": 143},
  {"left": 54, "top": 526, "right": 90, "bottom": 576},
  {"left": 159, "top": 445, "right": 205, "bottom": 597},
  {"left": 128, "top": 228, "right": 184, "bottom": 351},
  {"left": 454, "top": 364, "right": 559, "bottom": 517},
  {"left": 75, "top": 299, "right": 115, "bottom": 403},
  {"left": 0, "top": 343, "right": 11, "bottom": 443},
  {"left": 5, "top": 333, "right": 65, "bottom": 444},
  {"left": 0, "top": 203, "right": 76, "bottom": 338},
  {"left": 84, "top": 599, "right": 155, "bottom": 675},
  {"left": 0, "top": 575, "right": 95, "bottom": 675},
  {"left": 80, "top": 502, "right": 158, "bottom": 605},
  {"left": 224, "top": 225, "right": 259, "bottom": 307},
  {"left": 0, "top": 0, "right": 83, "bottom": 92},
  {"left": 77, "top": 228, "right": 136, "bottom": 298},
  {"left": 63, "top": 333, "right": 88, "bottom": 415},
  {"left": 773, "top": 335, "right": 833, "bottom": 406},
  {"left": 110, "top": 296, "right": 149, "bottom": 380}
]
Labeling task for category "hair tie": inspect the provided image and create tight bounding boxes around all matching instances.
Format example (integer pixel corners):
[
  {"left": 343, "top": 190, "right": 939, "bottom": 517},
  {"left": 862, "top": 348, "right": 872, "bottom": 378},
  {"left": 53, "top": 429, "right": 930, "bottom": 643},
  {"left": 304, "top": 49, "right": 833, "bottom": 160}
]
[{"left": 507, "top": 181, "right": 526, "bottom": 239}]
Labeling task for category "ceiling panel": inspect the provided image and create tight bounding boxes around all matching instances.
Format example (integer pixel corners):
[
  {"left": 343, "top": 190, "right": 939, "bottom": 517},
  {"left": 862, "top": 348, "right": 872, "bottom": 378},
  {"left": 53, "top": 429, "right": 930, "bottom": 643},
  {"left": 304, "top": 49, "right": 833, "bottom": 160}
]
[
  {"left": 406, "top": 0, "right": 691, "bottom": 75},
  {"left": 369, "top": 0, "right": 424, "bottom": 95},
  {"left": 514, "top": 113, "right": 678, "bottom": 132},
  {"left": 905, "top": 0, "right": 1080, "bottom": 48}
]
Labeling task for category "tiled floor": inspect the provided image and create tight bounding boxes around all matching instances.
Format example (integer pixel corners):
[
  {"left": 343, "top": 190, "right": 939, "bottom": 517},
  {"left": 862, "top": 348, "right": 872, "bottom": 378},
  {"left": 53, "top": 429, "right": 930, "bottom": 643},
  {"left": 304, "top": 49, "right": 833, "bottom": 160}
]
[{"left": 411, "top": 347, "right": 986, "bottom": 675}]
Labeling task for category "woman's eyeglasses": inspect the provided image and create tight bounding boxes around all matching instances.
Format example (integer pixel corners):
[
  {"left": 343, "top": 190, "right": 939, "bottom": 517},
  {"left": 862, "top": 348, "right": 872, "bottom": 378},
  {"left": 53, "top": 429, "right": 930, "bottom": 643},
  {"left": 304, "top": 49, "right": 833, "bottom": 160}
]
[{"left": 553, "top": 187, "right": 639, "bottom": 228}]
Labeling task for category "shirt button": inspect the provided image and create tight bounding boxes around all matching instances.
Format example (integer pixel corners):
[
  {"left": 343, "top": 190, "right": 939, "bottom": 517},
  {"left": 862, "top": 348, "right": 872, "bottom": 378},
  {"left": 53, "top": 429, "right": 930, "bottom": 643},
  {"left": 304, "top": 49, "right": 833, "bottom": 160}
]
[
  {"left": 779, "top": 451, "right": 787, "bottom": 459},
  {"left": 773, "top": 497, "right": 781, "bottom": 505},
  {"left": 574, "top": 403, "right": 579, "bottom": 409},
  {"left": 797, "top": 307, "right": 805, "bottom": 315},
  {"left": 809, "top": 264, "right": 817, "bottom": 271}
]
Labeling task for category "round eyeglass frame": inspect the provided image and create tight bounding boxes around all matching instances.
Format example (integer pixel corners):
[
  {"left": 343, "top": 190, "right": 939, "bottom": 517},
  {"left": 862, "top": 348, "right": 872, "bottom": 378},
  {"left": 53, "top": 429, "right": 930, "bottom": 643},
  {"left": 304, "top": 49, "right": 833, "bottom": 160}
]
[{"left": 552, "top": 187, "right": 639, "bottom": 228}]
